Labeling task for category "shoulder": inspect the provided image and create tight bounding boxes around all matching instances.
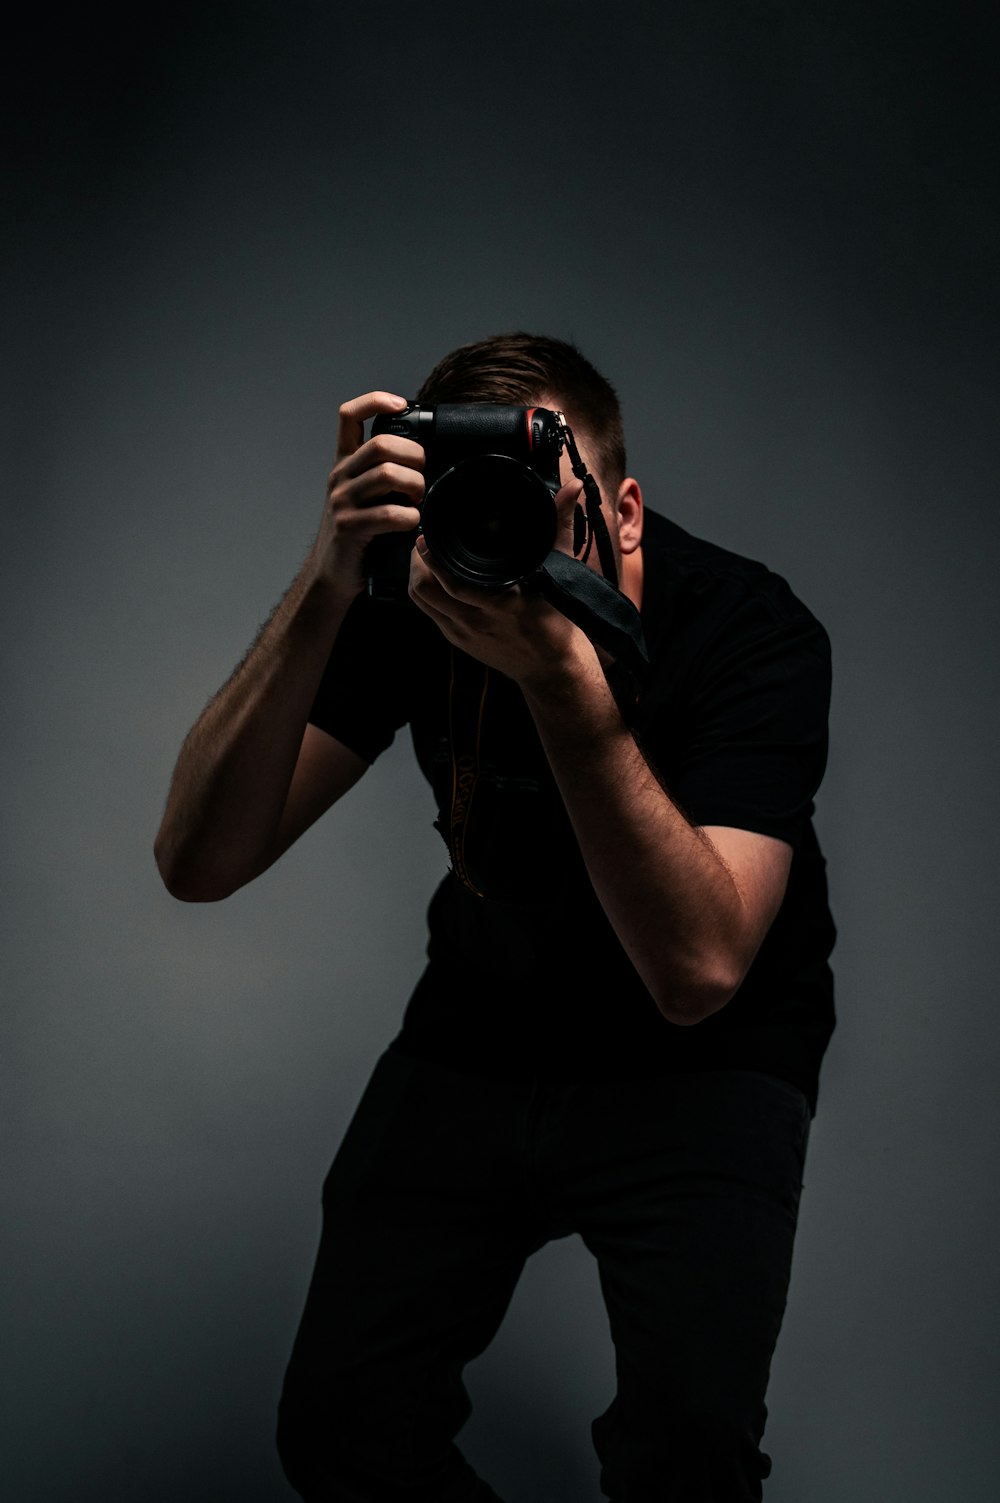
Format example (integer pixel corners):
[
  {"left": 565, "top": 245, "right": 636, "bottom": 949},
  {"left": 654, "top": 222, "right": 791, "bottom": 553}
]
[
  {"left": 635, "top": 512, "right": 833, "bottom": 845},
  {"left": 639, "top": 508, "right": 830, "bottom": 664}
]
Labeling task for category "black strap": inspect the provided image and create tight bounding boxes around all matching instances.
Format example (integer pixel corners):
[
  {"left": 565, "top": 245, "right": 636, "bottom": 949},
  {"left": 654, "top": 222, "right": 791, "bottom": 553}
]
[
  {"left": 533, "top": 550, "right": 648, "bottom": 688},
  {"left": 558, "top": 419, "right": 620, "bottom": 589}
]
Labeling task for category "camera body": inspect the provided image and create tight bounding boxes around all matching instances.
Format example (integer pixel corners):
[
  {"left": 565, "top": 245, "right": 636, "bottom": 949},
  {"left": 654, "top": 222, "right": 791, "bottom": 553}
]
[{"left": 366, "top": 403, "right": 564, "bottom": 599}]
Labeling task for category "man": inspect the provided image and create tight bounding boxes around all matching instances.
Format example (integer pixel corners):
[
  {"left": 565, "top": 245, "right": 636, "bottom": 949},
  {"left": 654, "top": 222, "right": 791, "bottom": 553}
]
[{"left": 155, "top": 332, "right": 835, "bottom": 1501}]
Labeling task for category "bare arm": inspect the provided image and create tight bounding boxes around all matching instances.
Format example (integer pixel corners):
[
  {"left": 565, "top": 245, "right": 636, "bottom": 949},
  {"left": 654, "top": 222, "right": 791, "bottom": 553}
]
[
  {"left": 154, "top": 391, "right": 424, "bottom": 901},
  {"left": 154, "top": 579, "right": 361, "bottom": 901},
  {"left": 407, "top": 539, "right": 792, "bottom": 1026},
  {"left": 519, "top": 638, "right": 792, "bottom": 1023}
]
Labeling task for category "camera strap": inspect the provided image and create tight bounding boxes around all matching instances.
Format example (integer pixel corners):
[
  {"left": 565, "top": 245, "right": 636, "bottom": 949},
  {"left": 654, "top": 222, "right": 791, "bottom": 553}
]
[
  {"left": 533, "top": 551, "right": 648, "bottom": 689},
  {"left": 537, "top": 415, "right": 649, "bottom": 694},
  {"left": 557, "top": 417, "right": 620, "bottom": 587}
]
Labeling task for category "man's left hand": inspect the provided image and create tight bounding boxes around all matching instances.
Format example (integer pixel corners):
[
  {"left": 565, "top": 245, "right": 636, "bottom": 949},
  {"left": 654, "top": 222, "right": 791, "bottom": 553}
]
[{"left": 407, "top": 478, "right": 591, "bottom": 687}]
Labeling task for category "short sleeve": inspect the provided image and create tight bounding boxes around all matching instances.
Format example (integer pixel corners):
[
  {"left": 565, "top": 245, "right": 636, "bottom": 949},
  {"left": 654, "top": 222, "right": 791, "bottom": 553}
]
[
  {"left": 308, "top": 594, "right": 416, "bottom": 764},
  {"left": 650, "top": 590, "right": 832, "bottom": 850}
]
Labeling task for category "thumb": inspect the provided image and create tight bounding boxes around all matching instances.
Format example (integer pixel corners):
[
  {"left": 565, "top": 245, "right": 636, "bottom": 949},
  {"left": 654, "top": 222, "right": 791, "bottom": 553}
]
[{"left": 553, "top": 477, "right": 585, "bottom": 555}]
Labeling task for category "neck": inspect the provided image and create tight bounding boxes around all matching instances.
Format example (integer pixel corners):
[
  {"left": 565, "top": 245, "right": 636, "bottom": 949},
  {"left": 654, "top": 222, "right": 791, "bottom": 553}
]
[{"left": 620, "top": 545, "right": 643, "bottom": 610}]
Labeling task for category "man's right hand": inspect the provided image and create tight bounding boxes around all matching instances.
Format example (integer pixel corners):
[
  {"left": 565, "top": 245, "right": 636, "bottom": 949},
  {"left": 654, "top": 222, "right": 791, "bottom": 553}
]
[
  {"left": 310, "top": 391, "right": 425, "bottom": 601},
  {"left": 155, "top": 389, "right": 425, "bottom": 902}
]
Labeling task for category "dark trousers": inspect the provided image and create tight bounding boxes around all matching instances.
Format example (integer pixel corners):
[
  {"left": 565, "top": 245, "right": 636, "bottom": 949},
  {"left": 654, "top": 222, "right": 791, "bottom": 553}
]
[{"left": 277, "top": 1046, "right": 811, "bottom": 1502}]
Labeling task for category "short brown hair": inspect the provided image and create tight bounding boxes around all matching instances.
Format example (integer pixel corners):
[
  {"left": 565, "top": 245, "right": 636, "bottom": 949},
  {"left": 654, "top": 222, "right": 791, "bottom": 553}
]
[{"left": 416, "top": 331, "right": 626, "bottom": 493}]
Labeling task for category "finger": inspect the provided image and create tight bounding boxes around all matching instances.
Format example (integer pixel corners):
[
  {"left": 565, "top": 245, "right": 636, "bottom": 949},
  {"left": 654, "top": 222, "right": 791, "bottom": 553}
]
[
  {"left": 336, "top": 432, "right": 426, "bottom": 481},
  {"left": 555, "top": 477, "right": 585, "bottom": 517},
  {"left": 340, "top": 500, "right": 422, "bottom": 538},
  {"left": 412, "top": 536, "right": 490, "bottom": 608},
  {"left": 407, "top": 584, "right": 461, "bottom": 639},
  {"left": 408, "top": 549, "right": 469, "bottom": 632},
  {"left": 335, "top": 391, "right": 409, "bottom": 461},
  {"left": 553, "top": 477, "right": 585, "bottom": 554},
  {"left": 346, "top": 461, "right": 425, "bottom": 506}
]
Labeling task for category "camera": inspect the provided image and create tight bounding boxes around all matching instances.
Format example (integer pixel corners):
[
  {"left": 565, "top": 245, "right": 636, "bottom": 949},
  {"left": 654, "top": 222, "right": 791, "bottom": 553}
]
[{"left": 365, "top": 403, "right": 565, "bottom": 599}]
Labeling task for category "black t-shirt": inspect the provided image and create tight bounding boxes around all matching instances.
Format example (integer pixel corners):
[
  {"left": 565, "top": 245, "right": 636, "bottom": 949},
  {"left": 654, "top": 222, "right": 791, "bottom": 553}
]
[{"left": 309, "top": 509, "right": 836, "bottom": 1113}]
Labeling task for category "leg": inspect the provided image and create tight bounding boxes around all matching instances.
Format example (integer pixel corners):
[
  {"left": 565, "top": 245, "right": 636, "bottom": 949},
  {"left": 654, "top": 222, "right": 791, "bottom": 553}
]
[
  {"left": 575, "top": 1070, "right": 811, "bottom": 1502},
  {"left": 277, "top": 1047, "right": 547, "bottom": 1502}
]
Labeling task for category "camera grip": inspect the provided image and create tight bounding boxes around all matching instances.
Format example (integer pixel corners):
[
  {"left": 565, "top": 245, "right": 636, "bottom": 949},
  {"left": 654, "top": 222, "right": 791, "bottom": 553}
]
[{"left": 364, "top": 502, "right": 420, "bottom": 602}]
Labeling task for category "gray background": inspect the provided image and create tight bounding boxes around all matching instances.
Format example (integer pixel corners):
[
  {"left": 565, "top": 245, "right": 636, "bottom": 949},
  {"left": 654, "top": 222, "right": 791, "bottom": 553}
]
[{"left": 4, "top": 2, "right": 998, "bottom": 1498}]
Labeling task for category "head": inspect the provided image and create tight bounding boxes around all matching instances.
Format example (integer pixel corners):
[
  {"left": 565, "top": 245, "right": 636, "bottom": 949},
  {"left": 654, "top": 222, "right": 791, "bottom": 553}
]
[{"left": 416, "top": 332, "right": 643, "bottom": 598}]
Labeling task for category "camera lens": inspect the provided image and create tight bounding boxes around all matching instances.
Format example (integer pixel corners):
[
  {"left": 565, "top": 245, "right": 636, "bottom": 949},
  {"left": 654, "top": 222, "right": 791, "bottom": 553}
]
[{"left": 421, "top": 455, "right": 556, "bottom": 588}]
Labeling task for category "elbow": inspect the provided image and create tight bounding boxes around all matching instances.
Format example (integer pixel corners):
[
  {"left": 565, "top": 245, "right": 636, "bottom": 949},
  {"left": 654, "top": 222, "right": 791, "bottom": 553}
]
[
  {"left": 153, "top": 835, "right": 239, "bottom": 904},
  {"left": 653, "top": 961, "right": 743, "bottom": 1028},
  {"left": 160, "top": 875, "right": 235, "bottom": 904}
]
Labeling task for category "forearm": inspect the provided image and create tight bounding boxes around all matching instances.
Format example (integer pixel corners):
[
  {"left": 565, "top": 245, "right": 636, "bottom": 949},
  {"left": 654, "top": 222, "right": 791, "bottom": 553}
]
[
  {"left": 154, "top": 556, "right": 350, "bottom": 900},
  {"left": 520, "top": 640, "right": 747, "bottom": 1024}
]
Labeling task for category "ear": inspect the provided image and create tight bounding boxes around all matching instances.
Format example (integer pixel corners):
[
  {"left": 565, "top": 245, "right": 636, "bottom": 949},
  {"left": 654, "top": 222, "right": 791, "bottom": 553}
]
[{"left": 614, "top": 478, "right": 643, "bottom": 555}]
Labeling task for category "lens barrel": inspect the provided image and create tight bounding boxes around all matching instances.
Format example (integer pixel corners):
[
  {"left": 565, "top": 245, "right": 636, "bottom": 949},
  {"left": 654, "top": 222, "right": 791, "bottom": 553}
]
[{"left": 421, "top": 455, "right": 557, "bottom": 588}]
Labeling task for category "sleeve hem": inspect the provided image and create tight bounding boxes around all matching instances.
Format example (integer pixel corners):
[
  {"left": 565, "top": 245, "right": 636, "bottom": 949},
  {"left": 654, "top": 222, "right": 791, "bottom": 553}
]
[{"left": 306, "top": 715, "right": 391, "bottom": 767}]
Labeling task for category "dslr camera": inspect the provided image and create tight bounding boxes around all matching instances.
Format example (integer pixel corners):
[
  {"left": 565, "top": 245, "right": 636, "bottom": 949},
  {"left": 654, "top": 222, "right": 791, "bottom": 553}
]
[{"left": 365, "top": 403, "right": 565, "bottom": 599}]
